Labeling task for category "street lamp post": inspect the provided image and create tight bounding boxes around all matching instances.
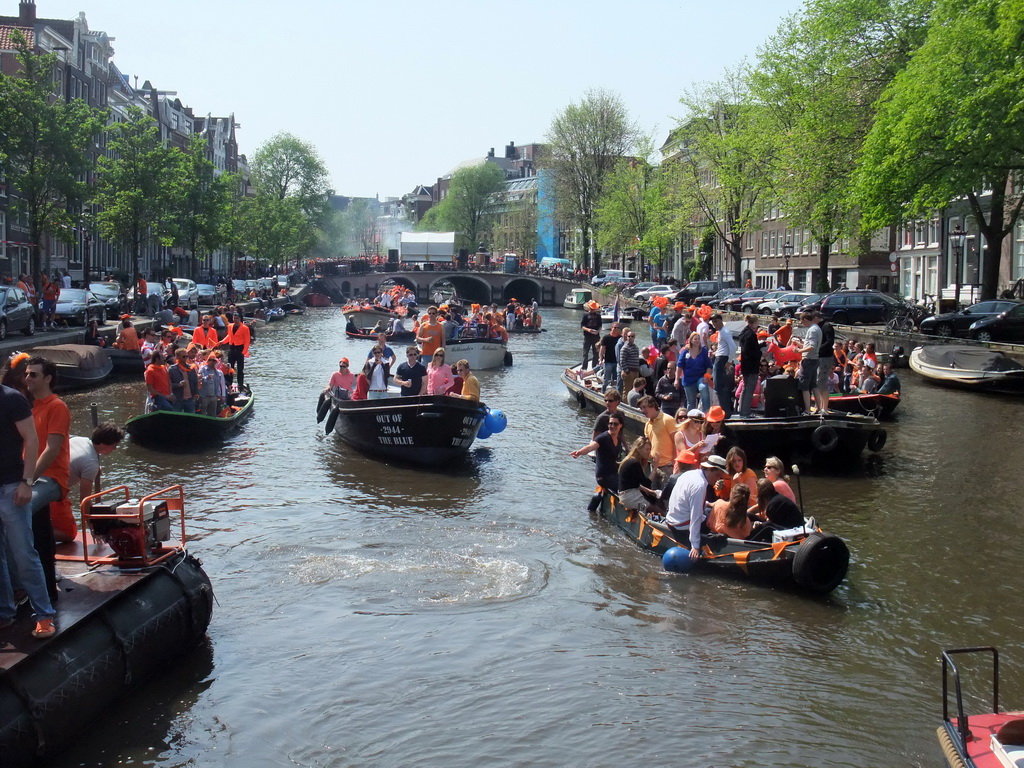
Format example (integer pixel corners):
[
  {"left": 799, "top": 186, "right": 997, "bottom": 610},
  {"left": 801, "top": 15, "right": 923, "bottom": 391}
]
[
  {"left": 782, "top": 240, "right": 794, "bottom": 289},
  {"left": 949, "top": 224, "right": 966, "bottom": 308}
]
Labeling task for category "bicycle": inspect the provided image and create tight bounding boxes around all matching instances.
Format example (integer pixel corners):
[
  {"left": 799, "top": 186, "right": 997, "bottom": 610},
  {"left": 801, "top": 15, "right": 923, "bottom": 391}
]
[{"left": 884, "top": 300, "right": 930, "bottom": 332}]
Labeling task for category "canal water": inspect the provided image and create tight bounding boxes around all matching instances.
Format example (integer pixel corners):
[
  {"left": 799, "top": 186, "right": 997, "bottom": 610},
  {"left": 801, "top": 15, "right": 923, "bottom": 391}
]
[{"left": 48, "top": 307, "right": 1024, "bottom": 768}]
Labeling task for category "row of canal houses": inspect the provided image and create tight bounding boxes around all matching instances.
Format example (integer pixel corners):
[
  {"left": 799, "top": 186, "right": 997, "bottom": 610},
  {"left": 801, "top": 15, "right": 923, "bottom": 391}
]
[{"left": 0, "top": 0, "right": 246, "bottom": 284}]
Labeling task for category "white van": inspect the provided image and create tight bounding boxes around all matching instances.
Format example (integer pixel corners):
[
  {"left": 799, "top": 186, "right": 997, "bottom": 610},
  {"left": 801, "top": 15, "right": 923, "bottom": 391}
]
[{"left": 594, "top": 270, "right": 638, "bottom": 286}]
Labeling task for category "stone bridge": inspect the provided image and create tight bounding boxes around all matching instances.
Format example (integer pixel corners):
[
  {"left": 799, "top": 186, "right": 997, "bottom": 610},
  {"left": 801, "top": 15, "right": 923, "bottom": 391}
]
[{"left": 318, "top": 270, "right": 579, "bottom": 307}]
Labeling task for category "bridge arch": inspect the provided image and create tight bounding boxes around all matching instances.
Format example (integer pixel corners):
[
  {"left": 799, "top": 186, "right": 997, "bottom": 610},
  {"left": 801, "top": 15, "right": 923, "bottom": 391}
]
[
  {"left": 501, "top": 277, "right": 543, "bottom": 305},
  {"left": 376, "top": 276, "right": 418, "bottom": 294},
  {"left": 430, "top": 275, "right": 492, "bottom": 305}
]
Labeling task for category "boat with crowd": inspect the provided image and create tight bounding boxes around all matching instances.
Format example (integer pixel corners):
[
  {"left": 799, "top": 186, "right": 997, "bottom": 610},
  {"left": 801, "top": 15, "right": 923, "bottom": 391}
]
[
  {"left": 561, "top": 364, "right": 886, "bottom": 466},
  {"left": 125, "top": 385, "right": 254, "bottom": 448}
]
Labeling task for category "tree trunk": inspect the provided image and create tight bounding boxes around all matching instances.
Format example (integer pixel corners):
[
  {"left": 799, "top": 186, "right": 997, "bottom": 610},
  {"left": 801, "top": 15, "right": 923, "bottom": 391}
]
[
  {"left": 817, "top": 244, "right": 831, "bottom": 292},
  {"left": 728, "top": 235, "right": 743, "bottom": 285},
  {"left": 970, "top": 184, "right": 1008, "bottom": 302}
]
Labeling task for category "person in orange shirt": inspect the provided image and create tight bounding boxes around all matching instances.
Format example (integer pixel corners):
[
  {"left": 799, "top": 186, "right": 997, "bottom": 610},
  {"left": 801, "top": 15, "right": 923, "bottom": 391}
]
[
  {"left": 144, "top": 349, "right": 174, "bottom": 411},
  {"left": 40, "top": 275, "right": 60, "bottom": 330},
  {"left": 23, "top": 356, "right": 69, "bottom": 602},
  {"left": 113, "top": 316, "right": 141, "bottom": 350},
  {"left": 221, "top": 313, "right": 251, "bottom": 387},
  {"left": 416, "top": 306, "right": 445, "bottom": 357},
  {"left": 490, "top": 318, "right": 509, "bottom": 342},
  {"left": 191, "top": 314, "right": 220, "bottom": 349},
  {"left": 773, "top": 318, "right": 794, "bottom": 347}
]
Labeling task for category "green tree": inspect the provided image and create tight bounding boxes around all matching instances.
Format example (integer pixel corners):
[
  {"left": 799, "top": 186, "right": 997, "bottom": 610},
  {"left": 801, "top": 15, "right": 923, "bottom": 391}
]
[
  {"left": 672, "top": 70, "right": 774, "bottom": 285},
  {"left": 0, "top": 32, "right": 107, "bottom": 288},
  {"left": 752, "top": 0, "right": 934, "bottom": 289},
  {"left": 171, "top": 134, "right": 236, "bottom": 279},
  {"left": 542, "top": 88, "right": 638, "bottom": 273},
  {"left": 232, "top": 194, "right": 317, "bottom": 271},
  {"left": 857, "top": 0, "right": 1024, "bottom": 299},
  {"left": 250, "top": 132, "right": 331, "bottom": 227},
  {"left": 417, "top": 163, "right": 506, "bottom": 252},
  {"left": 93, "top": 106, "right": 181, "bottom": 284}
]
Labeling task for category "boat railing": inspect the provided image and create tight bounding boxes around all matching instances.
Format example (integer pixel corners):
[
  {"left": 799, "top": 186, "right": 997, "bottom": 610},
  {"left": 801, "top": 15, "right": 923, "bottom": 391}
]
[
  {"left": 79, "top": 484, "right": 188, "bottom": 568},
  {"left": 942, "top": 646, "right": 1000, "bottom": 748}
]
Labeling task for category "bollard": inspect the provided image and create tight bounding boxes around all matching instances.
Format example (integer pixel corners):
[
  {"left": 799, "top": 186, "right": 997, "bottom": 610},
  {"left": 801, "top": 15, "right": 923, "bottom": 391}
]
[{"left": 90, "top": 403, "right": 98, "bottom": 427}]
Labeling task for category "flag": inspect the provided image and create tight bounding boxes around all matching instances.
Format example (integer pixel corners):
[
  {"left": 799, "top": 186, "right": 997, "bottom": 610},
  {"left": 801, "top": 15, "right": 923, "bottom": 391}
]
[{"left": 612, "top": 294, "right": 620, "bottom": 322}]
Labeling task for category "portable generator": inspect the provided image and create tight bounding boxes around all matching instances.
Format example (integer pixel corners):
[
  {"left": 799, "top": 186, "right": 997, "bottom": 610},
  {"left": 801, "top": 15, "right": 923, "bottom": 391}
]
[{"left": 88, "top": 498, "right": 171, "bottom": 560}]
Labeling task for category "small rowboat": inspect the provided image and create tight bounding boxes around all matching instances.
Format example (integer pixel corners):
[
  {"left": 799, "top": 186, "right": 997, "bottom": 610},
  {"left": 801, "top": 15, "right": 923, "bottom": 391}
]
[
  {"left": 125, "top": 386, "right": 254, "bottom": 448},
  {"left": 937, "top": 647, "right": 1024, "bottom": 768},
  {"left": 22, "top": 344, "right": 113, "bottom": 391},
  {"left": 827, "top": 391, "right": 901, "bottom": 419},
  {"left": 597, "top": 493, "right": 849, "bottom": 593},
  {"left": 318, "top": 391, "right": 486, "bottom": 467},
  {"left": 910, "top": 345, "right": 1024, "bottom": 393}
]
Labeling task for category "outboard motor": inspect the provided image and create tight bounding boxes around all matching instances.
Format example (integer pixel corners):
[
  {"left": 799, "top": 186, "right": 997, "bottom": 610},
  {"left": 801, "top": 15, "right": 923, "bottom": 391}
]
[{"left": 889, "top": 344, "right": 906, "bottom": 367}]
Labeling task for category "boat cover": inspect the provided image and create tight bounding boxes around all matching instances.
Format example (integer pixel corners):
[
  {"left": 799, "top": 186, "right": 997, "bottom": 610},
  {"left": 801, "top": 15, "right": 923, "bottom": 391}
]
[
  {"left": 25, "top": 344, "right": 110, "bottom": 370},
  {"left": 915, "top": 345, "right": 1024, "bottom": 372}
]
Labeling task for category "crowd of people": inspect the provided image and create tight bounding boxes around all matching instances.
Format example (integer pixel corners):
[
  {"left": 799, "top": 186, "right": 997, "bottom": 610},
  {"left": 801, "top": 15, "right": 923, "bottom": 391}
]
[
  {"left": 0, "top": 353, "right": 125, "bottom": 638},
  {"left": 346, "top": 294, "right": 541, "bottom": 342}
]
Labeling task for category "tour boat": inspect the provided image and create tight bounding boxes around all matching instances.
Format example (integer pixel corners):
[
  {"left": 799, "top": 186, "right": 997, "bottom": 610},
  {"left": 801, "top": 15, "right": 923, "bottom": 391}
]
[
  {"left": 937, "top": 646, "right": 1024, "bottom": 768},
  {"left": 0, "top": 484, "right": 213, "bottom": 767},
  {"left": 318, "top": 391, "right": 487, "bottom": 466},
  {"left": 445, "top": 337, "right": 511, "bottom": 369},
  {"left": 561, "top": 364, "right": 886, "bottom": 466},
  {"left": 22, "top": 343, "right": 113, "bottom": 390},
  {"left": 563, "top": 288, "right": 594, "bottom": 309},
  {"left": 125, "top": 386, "right": 254, "bottom": 448},
  {"left": 597, "top": 493, "right": 849, "bottom": 593},
  {"left": 910, "top": 345, "right": 1024, "bottom": 393}
]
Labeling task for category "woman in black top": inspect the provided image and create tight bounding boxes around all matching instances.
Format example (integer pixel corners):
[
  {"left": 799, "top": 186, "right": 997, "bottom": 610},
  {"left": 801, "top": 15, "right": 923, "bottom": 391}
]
[
  {"left": 751, "top": 478, "right": 804, "bottom": 535},
  {"left": 570, "top": 413, "right": 625, "bottom": 491},
  {"left": 617, "top": 436, "right": 664, "bottom": 515}
]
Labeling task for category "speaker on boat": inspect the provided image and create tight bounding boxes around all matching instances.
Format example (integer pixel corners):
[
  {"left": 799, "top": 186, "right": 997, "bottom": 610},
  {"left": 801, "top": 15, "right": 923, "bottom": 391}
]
[{"left": 764, "top": 375, "right": 800, "bottom": 417}]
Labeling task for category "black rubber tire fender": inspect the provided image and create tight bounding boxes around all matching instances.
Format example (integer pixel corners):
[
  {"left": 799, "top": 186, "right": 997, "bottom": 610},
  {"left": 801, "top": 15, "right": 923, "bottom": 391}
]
[
  {"left": 867, "top": 429, "right": 887, "bottom": 452},
  {"left": 316, "top": 395, "right": 330, "bottom": 423},
  {"left": 792, "top": 532, "right": 850, "bottom": 593},
  {"left": 324, "top": 407, "right": 339, "bottom": 435},
  {"left": 504, "top": 351, "right": 513, "bottom": 366},
  {"left": 575, "top": 390, "right": 587, "bottom": 409},
  {"left": 811, "top": 424, "right": 839, "bottom": 453}
]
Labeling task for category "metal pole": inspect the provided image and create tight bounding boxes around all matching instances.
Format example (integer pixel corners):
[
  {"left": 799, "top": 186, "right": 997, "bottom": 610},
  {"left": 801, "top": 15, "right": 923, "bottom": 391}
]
[{"left": 90, "top": 403, "right": 98, "bottom": 427}]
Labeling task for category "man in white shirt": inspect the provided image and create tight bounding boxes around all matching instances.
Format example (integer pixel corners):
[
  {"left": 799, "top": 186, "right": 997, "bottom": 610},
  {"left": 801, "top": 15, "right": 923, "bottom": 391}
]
[
  {"left": 666, "top": 455, "right": 729, "bottom": 560},
  {"left": 69, "top": 423, "right": 125, "bottom": 508},
  {"left": 710, "top": 314, "right": 737, "bottom": 417}
]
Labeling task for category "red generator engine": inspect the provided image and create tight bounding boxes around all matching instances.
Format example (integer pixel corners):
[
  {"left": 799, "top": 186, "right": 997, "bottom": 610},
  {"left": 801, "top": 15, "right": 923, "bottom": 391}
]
[{"left": 88, "top": 499, "right": 171, "bottom": 560}]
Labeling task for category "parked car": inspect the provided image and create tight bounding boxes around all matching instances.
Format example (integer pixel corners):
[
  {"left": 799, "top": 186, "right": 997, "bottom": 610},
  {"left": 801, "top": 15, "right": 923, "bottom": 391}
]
[
  {"left": 89, "top": 282, "right": 124, "bottom": 316},
  {"left": 919, "top": 300, "right": 1021, "bottom": 337},
  {"left": 171, "top": 278, "right": 199, "bottom": 309},
  {"left": 673, "top": 279, "right": 731, "bottom": 304},
  {"left": 633, "top": 285, "right": 676, "bottom": 302},
  {"left": 741, "top": 290, "right": 785, "bottom": 313},
  {"left": 231, "top": 279, "right": 248, "bottom": 295},
  {"left": 276, "top": 275, "right": 292, "bottom": 289},
  {"left": 969, "top": 303, "right": 1024, "bottom": 342},
  {"left": 758, "top": 292, "right": 820, "bottom": 317},
  {"left": 718, "top": 289, "right": 773, "bottom": 313},
  {"left": 816, "top": 289, "right": 901, "bottom": 325},
  {"left": 704, "top": 288, "right": 746, "bottom": 308},
  {"left": 54, "top": 288, "right": 106, "bottom": 325},
  {"left": 625, "top": 281, "right": 658, "bottom": 297},
  {"left": 0, "top": 285, "right": 36, "bottom": 339},
  {"left": 196, "top": 283, "right": 217, "bottom": 305}
]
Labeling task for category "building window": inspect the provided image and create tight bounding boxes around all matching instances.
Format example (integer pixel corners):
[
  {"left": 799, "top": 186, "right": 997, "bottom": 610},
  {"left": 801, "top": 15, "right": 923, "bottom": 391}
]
[
  {"left": 928, "top": 212, "right": 940, "bottom": 245},
  {"left": 1014, "top": 219, "right": 1024, "bottom": 281}
]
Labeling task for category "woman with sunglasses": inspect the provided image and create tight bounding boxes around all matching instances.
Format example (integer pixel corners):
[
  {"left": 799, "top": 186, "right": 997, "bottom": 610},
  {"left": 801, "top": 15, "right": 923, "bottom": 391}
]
[
  {"left": 617, "top": 436, "right": 664, "bottom": 516},
  {"left": 672, "top": 408, "right": 705, "bottom": 474},
  {"left": 570, "top": 413, "right": 625, "bottom": 492},
  {"left": 762, "top": 456, "right": 797, "bottom": 502},
  {"left": 425, "top": 348, "right": 455, "bottom": 395}
]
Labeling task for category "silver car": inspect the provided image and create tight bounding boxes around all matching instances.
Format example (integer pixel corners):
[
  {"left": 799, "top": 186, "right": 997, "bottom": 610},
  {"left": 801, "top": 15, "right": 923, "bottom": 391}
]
[{"left": 171, "top": 278, "right": 199, "bottom": 309}]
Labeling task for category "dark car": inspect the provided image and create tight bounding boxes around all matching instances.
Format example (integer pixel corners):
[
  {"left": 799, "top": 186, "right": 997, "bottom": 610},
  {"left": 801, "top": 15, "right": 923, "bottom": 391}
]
[
  {"left": 704, "top": 287, "right": 745, "bottom": 308},
  {"left": 674, "top": 280, "right": 730, "bottom": 304},
  {"left": 816, "top": 290, "right": 901, "bottom": 325},
  {"left": 53, "top": 288, "right": 106, "bottom": 325},
  {"left": 719, "top": 289, "right": 772, "bottom": 313},
  {"left": 969, "top": 303, "right": 1024, "bottom": 343},
  {"left": 919, "top": 300, "right": 1021, "bottom": 338},
  {"left": 0, "top": 285, "right": 36, "bottom": 339},
  {"left": 742, "top": 290, "right": 785, "bottom": 313}
]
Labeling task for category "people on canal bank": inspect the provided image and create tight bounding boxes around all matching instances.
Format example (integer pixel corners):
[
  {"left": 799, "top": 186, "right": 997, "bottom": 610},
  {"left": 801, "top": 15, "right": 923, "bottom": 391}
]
[
  {"left": 394, "top": 346, "right": 427, "bottom": 397},
  {"left": 24, "top": 356, "right": 69, "bottom": 603},
  {"left": 0, "top": 372, "right": 56, "bottom": 639},
  {"left": 665, "top": 454, "right": 729, "bottom": 559},
  {"left": 569, "top": 412, "right": 625, "bottom": 493},
  {"left": 638, "top": 395, "right": 678, "bottom": 477},
  {"left": 425, "top": 349, "right": 455, "bottom": 396},
  {"left": 580, "top": 301, "right": 603, "bottom": 370},
  {"left": 451, "top": 359, "right": 480, "bottom": 401}
]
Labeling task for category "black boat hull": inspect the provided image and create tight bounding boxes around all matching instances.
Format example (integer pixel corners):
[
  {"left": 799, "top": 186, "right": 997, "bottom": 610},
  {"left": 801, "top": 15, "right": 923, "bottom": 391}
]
[{"left": 324, "top": 394, "right": 486, "bottom": 466}]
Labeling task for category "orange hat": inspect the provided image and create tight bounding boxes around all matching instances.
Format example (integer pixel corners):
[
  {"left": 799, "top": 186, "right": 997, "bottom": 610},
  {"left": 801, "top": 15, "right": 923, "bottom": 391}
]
[
  {"left": 757, "top": 330, "right": 769, "bottom": 340},
  {"left": 340, "top": 357, "right": 350, "bottom": 365},
  {"left": 586, "top": 300, "right": 600, "bottom": 310},
  {"left": 676, "top": 449, "right": 698, "bottom": 466},
  {"left": 706, "top": 405, "right": 726, "bottom": 423},
  {"left": 120, "top": 313, "right": 132, "bottom": 320},
  {"left": 673, "top": 301, "right": 685, "bottom": 312},
  {"left": 698, "top": 304, "right": 713, "bottom": 320}
]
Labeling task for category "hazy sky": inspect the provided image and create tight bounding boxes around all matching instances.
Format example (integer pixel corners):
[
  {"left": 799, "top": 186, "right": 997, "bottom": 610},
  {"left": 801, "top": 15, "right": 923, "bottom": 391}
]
[{"left": 26, "top": 0, "right": 804, "bottom": 198}]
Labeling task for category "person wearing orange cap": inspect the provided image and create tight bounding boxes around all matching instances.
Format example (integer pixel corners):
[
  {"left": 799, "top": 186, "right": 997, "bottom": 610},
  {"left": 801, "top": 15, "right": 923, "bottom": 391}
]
[
  {"left": 580, "top": 301, "right": 603, "bottom": 370},
  {"left": 112, "top": 316, "right": 141, "bottom": 350},
  {"left": 326, "top": 358, "right": 355, "bottom": 395}
]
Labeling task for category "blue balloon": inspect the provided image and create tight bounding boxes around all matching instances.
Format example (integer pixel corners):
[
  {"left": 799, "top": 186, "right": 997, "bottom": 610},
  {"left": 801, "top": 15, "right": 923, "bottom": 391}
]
[
  {"left": 475, "top": 420, "right": 492, "bottom": 440},
  {"left": 485, "top": 408, "right": 507, "bottom": 434},
  {"left": 662, "top": 546, "right": 696, "bottom": 573}
]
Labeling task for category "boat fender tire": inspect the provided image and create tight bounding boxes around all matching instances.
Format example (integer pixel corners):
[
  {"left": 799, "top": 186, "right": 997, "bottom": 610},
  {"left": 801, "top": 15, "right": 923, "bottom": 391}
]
[
  {"left": 792, "top": 532, "right": 850, "bottom": 593},
  {"left": 504, "top": 351, "right": 513, "bottom": 366},
  {"left": 316, "top": 397, "right": 331, "bottom": 423},
  {"left": 575, "top": 390, "right": 587, "bottom": 409},
  {"left": 867, "top": 429, "right": 887, "bottom": 452},
  {"left": 811, "top": 425, "right": 839, "bottom": 453},
  {"left": 324, "top": 408, "right": 339, "bottom": 435}
]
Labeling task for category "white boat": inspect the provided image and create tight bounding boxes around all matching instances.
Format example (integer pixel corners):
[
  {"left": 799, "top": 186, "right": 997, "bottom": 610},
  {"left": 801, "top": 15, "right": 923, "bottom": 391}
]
[
  {"left": 909, "top": 344, "right": 1024, "bottom": 393},
  {"left": 563, "top": 288, "right": 593, "bottom": 309},
  {"left": 445, "top": 338, "right": 510, "bottom": 370}
]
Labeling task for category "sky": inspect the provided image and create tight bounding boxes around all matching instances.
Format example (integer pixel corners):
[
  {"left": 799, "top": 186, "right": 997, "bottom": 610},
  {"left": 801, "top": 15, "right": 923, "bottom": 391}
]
[{"left": 24, "top": 0, "right": 805, "bottom": 199}]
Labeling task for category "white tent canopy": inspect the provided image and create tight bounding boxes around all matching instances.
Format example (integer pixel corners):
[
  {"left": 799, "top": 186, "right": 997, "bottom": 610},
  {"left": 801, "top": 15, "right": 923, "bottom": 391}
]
[{"left": 400, "top": 231, "right": 455, "bottom": 262}]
